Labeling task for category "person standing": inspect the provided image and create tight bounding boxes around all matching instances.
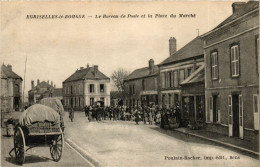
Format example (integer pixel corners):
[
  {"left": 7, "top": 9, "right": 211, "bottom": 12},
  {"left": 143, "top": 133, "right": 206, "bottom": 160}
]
[
  {"left": 69, "top": 107, "right": 74, "bottom": 122},
  {"left": 135, "top": 108, "right": 140, "bottom": 125},
  {"left": 88, "top": 106, "right": 93, "bottom": 122}
]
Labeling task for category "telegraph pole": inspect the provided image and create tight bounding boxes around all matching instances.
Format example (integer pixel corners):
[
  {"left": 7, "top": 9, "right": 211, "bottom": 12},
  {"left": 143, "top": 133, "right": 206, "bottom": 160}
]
[{"left": 22, "top": 56, "right": 27, "bottom": 110}]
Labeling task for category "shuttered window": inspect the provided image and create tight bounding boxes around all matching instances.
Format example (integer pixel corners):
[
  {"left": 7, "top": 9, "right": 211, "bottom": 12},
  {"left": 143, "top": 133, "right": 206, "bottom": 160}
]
[
  {"left": 211, "top": 52, "right": 218, "bottom": 79},
  {"left": 231, "top": 45, "right": 239, "bottom": 77}
]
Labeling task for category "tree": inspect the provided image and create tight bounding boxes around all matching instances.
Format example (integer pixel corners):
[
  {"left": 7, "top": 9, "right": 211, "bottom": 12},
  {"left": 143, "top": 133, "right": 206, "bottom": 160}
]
[{"left": 111, "top": 68, "right": 130, "bottom": 100}]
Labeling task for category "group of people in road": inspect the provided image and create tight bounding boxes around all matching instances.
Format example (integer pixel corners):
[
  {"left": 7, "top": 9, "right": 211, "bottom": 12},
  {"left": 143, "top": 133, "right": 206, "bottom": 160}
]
[{"left": 76, "top": 103, "right": 181, "bottom": 129}]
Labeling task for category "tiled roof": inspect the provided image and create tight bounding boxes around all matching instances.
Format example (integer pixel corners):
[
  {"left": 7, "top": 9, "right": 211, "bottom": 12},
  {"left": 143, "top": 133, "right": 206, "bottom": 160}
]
[
  {"left": 214, "top": 1, "right": 259, "bottom": 30},
  {"left": 63, "top": 67, "right": 110, "bottom": 82},
  {"left": 124, "top": 66, "right": 159, "bottom": 81},
  {"left": 29, "top": 81, "right": 53, "bottom": 92},
  {"left": 1, "top": 64, "right": 23, "bottom": 80},
  {"left": 159, "top": 36, "right": 204, "bottom": 66}
]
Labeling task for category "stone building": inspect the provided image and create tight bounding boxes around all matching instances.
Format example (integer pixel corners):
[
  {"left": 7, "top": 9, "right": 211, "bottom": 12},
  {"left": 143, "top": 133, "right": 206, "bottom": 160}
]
[
  {"left": 124, "top": 59, "right": 159, "bottom": 107},
  {"left": 28, "top": 80, "right": 57, "bottom": 105},
  {"left": 1, "top": 64, "right": 23, "bottom": 112},
  {"left": 201, "top": 1, "right": 259, "bottom": 140},
  {"left": 158, "top": 36, "right": 205, "bottom": 122},
  {"left": 63, "top": 65, "right": 110, "bottom": 110}
]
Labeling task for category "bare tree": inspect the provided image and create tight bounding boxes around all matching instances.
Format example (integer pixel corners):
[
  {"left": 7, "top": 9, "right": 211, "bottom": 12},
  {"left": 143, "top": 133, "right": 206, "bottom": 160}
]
[{"left": 111, "top": 68, "right": 130, "bottom": 100}]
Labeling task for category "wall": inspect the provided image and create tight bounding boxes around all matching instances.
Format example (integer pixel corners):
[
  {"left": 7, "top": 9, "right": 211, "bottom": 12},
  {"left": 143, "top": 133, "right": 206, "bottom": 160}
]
[
  {"left": 84, "top": 79, "right": 111, "bottom": 106},
  {"left": 124, "top": 75, "right": 158, "bottom": 106},
  {"left": 204, "top": 10, "right": 259, "bottom": 140}
]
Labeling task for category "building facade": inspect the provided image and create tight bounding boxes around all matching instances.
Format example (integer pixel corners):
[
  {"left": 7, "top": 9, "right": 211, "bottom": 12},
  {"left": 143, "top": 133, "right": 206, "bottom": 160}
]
[
  {"left": 158, "top": 37, "right": 205, "bottom": 122},
  {"left": 63, "top": 65, "right": 110, "bottom": 110},
  {"left": 201, "top": 1, "right": 259, "bottom": 140},
  {"left": 28, "top": 80, "right": 57, "bottom": 105},
  {"left": 1, "top": 64, "right": 23, "bottom": 112},
  {"left": 124, "top": 59, "right": 159, "bottom": 107}
]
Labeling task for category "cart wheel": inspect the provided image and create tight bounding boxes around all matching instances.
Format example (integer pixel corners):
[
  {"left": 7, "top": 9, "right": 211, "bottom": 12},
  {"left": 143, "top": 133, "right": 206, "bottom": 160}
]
[
  {"left": 50, "top": 133, "right": 64, "bottom": 162},
  {"left": 14, "top": 127, "right": 25, "bottom": 165}
]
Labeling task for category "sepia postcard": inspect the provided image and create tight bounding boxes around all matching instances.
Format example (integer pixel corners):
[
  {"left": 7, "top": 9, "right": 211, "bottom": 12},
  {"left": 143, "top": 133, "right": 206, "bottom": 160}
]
[{"left": 1, "top": 0, "right": 259, "bottom": 167}]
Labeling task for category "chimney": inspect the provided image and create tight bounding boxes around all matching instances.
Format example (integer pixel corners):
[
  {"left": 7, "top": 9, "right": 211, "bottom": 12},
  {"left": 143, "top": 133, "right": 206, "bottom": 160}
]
[
  {"left": 80, "top": 67, "right": 84, "bottom": 70},
  {"left": 169, "top": 37, "right": 177, "bottom": 56},
  {"left": 31, "top": 80, "right": 34, "bottom": 89},
  {"left": 37, "top": 79, "right": 40, "bottom": 85},
  {"left": 232, "top": 2, "right": 246, "bottom": 13},
  {"left": 47, "top": 80, "right": 49, "bottom": 84},
  {"left": 87, "top": 64, "right": 90, "bottom": 68},
  {"left": 7, "top": 64, "right": 12, "bottom": 70},
  {"left": 54, "top": 84, "right": 56, "bottom": 88},
  {"left": 149, "top": 59, "right": 155, "bottom": 74},
  {"left": 94, "top": 65, "right": 98, "bottom": 76},
  {"left": 51, "top": 81, "right": 53, "bottom": 87}
]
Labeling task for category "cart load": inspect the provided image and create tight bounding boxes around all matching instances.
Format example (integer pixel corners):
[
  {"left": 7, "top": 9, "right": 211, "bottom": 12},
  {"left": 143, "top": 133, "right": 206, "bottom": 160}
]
[
  {"left": 40, "top": 98, "right": 65, "bottom": 117},
  {"left": 13, "top": 104, "right": 64, "bottom": 165},
  {"left": 19, "top": 104, "right": 60, "bottom": 126}
]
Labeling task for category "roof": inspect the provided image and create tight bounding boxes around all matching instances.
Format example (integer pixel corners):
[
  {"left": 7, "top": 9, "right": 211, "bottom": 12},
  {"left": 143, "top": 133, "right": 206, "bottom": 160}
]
[
  {"left": 124, "top": 65, "right": 159, "bottom": 81},
  {"left": 29, "top": 81, "right": 53, "bottom": 92},
  {"left": 159, "top": 36, "right": 204, "bottom": 66},
  {"left": 181, "top": 65, "right": 204, "bottom": 85},
  {"left": 202, "top": 1, "right": 259, "bottom": 38},
  {"left": 64, "top": 67, "right": 110, "bottom": 83},
  {"left": 1, "top": 64, "right": 23, "bottom": 80}
]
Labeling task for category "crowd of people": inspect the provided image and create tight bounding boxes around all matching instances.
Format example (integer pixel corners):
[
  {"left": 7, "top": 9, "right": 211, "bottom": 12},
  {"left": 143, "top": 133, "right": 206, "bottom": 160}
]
[{"left": 80, "top": 103, "right": 182, "bottom": 128}]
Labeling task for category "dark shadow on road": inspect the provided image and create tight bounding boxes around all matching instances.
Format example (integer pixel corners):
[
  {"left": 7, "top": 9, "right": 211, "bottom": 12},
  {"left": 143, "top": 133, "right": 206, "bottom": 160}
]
[
  {"left": 5, "top": 154, "right": 52, "bottom": 166},
  {"left": 149, "top": 126, "right": 259, "bottom": 160}
]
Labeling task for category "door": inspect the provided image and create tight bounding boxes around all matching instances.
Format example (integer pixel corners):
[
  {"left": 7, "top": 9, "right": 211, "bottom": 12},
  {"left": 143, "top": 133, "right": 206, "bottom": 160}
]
[
  {"left": 228, "top": 95, "right": 233, "bottom": 136},
  {"left": 232, "top": 95, "right": 239, "bottom": 137},
  {"left": 239, "top": 95, "right": 243, "bottom": 139},
  {"left": 213, "top": 96, "right": 218, "bottom": 123},
  {"left": 14, "top": 97, "right": 20, "bottom": 111},
  {"left": 188, "top": 97, "right": 195, "bottom": 122}
]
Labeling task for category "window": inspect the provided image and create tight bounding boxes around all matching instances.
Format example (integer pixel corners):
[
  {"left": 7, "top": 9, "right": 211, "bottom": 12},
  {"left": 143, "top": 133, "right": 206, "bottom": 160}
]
[
  {"left": 79, "top": 97, "right": 81, "bottom": 107},
  {"left": 187, "top": 68, "right": 192, "bottom": 77},
  {"left": 90, "top": 98, "right": 94, "bottom": 106},
  {"left": 167, "top": 71, "right": 172, "bottom": 88},
  {"left": 100, "top": 97, "right": 104, "bottom": 102},
  {"left": 179, "top": 69, "right": 185, "bottom": 83},
  {"left": 173, "top": 71, "right": 178, "bottom": 87},
  {"left": 142, "top": 79, "right": 145, "bottom": 90},
  {"left": 90, "top": 84, "right": 95, "bottom": 93},
  {"left": 132, "top": 84, "right": 135, "bottom": 94},
  {"left": 231, "top": 45, "right": 239, "bottom": 77},
  {"left": 211, "top": 52, "right": 218, "bottom": 79},
  {"left": 169, "top": 94, "right": 171, "bottom": 107},
  {"left": 129, "top": 85, "right": 132, "bottom": 95},
  {"left": 100, "top": 84, "right": 105, "bottom": 93},
  {"left": 154, "top": 77, "right": 157, "bottom": 90},
  {"left": 161, "top": 72, "right": 166, "bottom": 88},
  {"left": 162, "top": 95, "right": 165, "bottom": 106}
]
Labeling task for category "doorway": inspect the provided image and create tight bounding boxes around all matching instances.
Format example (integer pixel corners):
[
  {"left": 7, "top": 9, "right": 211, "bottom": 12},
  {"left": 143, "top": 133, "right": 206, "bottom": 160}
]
[
  {"left": 213, "top": 96, "right": 218, "bottom": 123},
  {"left": 232, "top": 95, "right": 239, "bottom": 137},
  {"left": 14, "top": 97, "right": 20, "bottom": 111}
]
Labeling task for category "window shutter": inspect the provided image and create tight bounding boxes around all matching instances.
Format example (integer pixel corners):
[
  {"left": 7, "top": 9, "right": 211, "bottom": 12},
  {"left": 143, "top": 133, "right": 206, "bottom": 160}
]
[
  {"left": 228, "top": 95, "right": 232, "bottom": 125},
  {"left": 239, "top": 95, "right": 243, "bottom": 127}
]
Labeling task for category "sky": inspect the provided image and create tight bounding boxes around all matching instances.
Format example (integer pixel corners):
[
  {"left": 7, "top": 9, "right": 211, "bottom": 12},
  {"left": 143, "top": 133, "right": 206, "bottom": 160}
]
[{"left": 1, "top": 0, "right": 237, "bottom": 96}]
